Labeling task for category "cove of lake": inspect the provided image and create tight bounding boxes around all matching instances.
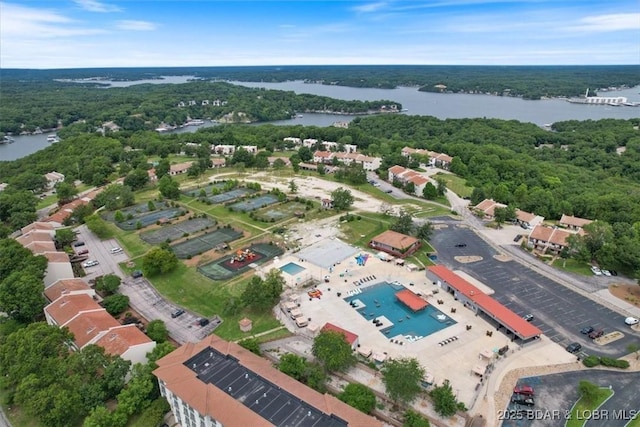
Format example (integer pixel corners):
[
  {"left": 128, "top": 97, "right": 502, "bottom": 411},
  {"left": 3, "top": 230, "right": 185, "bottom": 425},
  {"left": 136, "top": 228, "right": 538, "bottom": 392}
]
[{"left": 2, "top": 76, "right": 638, "bottom": 161}]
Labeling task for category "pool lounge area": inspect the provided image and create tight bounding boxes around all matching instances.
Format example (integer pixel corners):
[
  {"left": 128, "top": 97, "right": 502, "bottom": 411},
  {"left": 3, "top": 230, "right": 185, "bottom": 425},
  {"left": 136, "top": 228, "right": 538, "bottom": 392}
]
[{"left": 345, "top": 282, "right": 455, "bottom": 340}]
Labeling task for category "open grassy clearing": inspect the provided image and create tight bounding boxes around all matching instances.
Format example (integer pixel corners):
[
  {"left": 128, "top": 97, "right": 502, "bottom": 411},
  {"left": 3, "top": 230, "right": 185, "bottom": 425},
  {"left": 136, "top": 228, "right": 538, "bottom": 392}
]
[
  {"left": 565, "top": 387, "right": 613, "bottom": 427},
  {"left": 36, "top": 194, "right": 58, "bottom": 210},
  {"left": 552, "top": 258, "right": 592, "bottom": 276},
  {"left": 434, "top": 172, "right": 474, "bottom": 198}
]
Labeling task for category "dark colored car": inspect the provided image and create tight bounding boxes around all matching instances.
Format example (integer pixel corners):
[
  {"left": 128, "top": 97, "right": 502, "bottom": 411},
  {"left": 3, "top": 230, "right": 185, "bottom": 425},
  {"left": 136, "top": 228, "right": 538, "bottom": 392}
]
[
  {"left": 588, "top": 329, "right": 604, "bottom": 339},
  {"left": 513, "top": 385, "right": 534, "bottom": 396},
  {"left": 385, "top": 189, "right": 393, "bottom": 193},
  {"left": 198, "top": 318, "right": 210, "bottom": 327},
  {"left": 566, "top": 342, "right": 582, "bottom": 353},
  {"left": 171, "top": 309, "right": 185, "bottom": 318},
  {"left": 511, "top": 394, "right": 535, "bottom": 406},
  {"left": 131, "top": 270, "right": 143, "bottom": 278},
  {"left": 610, "top": 270, "right": 618, "bottom": 276},
  {"left": 455, "top": 243, "right": 467, "bottom": 248},
  {"left": 513, "top": 234, "right": 523, "bottom": 242},
  {"left": 580, "top": 326, "right": 594, "bottom": 335},
  {"left": 523, "top": 314, "right": 534, "bottom": 322},
  {"left": 73, "top": 241, "right": 85, "bottom": 247}
]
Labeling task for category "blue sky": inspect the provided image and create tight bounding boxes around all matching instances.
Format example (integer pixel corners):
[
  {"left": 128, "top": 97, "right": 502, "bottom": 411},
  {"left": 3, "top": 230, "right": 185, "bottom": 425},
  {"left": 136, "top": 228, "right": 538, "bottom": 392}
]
[{"left": 1, "top": 0, "right": 638, "bottom": 68}]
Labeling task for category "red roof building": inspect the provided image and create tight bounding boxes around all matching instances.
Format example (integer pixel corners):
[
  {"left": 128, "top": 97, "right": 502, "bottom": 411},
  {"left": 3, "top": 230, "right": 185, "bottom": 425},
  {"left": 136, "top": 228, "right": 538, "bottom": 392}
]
[
  {"left": 427, "top": 265, "right": 542, "bottom": 340},
  {"left": 369, "top": 230, "right": 421, "bottom": 258},
  {"left": 395, "top": 289, "right": 428, "bottom": 311},
  {"left": 321, "top": 322, "right": 359, "bottom": 349}
]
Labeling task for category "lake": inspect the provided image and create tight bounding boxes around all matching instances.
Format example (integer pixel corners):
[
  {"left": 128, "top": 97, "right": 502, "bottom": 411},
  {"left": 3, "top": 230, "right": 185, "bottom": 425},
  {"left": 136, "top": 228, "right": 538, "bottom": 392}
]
[{"left": 2, "top": 77, "right": 638, "bottom": 161}]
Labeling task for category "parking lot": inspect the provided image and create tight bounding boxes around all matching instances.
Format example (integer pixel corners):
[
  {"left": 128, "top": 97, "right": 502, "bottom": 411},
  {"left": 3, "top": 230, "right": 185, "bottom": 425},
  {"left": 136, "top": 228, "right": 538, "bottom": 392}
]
[
  {"left": 431, "top": 224, "right": 639, "bottom": 358},
  {"left": 503, "top": 370, "right": 640, "bottom": 427}
]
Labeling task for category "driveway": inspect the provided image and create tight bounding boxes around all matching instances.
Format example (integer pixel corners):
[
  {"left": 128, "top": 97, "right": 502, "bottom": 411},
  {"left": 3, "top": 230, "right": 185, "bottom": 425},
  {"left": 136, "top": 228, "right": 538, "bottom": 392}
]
[
  {"left": 74, "top": 225, "right": 215, "bottom": 344},
  {"left": 430, "top": 223, "right": 639, "bottom": 357},
  {"left": 502, "top": 370, "right": 640, "bottom": 427}
]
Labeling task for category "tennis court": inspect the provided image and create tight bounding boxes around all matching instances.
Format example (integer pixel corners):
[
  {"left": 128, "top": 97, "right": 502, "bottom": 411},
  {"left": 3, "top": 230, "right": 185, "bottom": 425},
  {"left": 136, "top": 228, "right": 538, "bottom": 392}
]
[
  {"left": 116, "top": 207, "right": 183, "bottom": 230},
  {"left": 208, "top": 188, "right": 255, "bottom": 204},
  {"left": 197, "top": 243, "right": 284, "bottom": 280},
  {"left": 181, "top": 183, "right": 226, "bottom": 198},
  {"left": 229, "top": 194, "right": 280, "bottom": 212},
  {"left": 254, "top": 201, "right": 308, "bottom": 221},
  {"left": 101, "top": 201, "right": 170, "bottom": 222},
  {"left": 140, "top": 217, "right": 216, "bottom": 244},
  {"left": 171, "top": 227, "right": 244, "bottom": 259}
]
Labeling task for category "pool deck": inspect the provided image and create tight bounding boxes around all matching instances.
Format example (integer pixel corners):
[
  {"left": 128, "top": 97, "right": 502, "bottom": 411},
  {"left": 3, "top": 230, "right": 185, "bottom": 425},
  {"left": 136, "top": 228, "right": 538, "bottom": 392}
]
[{"left": 269, "top": 251, "right": 574, "bottom": 409}]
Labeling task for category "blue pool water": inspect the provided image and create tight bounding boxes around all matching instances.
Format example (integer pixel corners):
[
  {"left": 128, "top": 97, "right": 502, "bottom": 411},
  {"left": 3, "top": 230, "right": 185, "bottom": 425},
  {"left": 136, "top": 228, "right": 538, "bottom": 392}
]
[
  {"left": 280, "top": 262, "right": 306, "bottom": 276},
  {"left": 345, "top": 282, "right": 455, "bottom": 339}
]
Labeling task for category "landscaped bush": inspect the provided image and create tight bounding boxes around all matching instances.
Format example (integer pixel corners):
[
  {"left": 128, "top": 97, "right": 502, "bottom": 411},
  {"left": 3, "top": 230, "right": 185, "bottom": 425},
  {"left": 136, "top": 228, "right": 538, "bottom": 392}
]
[
  {"left": 582, "top": 356, "right": 600, "bottom": 367},
  {"left": 582, "top": 355, "right": 630, "bottom": 369}
]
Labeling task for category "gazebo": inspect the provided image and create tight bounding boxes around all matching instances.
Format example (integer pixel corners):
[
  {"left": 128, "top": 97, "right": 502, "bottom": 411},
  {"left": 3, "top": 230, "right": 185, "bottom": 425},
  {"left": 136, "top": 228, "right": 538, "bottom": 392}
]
[{"left": 239, "top": 317, "right": 253, "bottom": 332}]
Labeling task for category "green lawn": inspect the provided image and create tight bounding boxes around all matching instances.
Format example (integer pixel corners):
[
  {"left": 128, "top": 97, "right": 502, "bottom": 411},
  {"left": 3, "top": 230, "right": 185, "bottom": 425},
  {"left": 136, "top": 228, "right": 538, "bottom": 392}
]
[
  {"left": 628, "top": 412, "right": 640, "bottom": 427},
  {"left": 434, "top": 172, "right": 474, "bottom": 198},
  {"left": 552, "top": 258, "right": 593, "bottom": 276},
  {"left": 565, "top": 388, "right": 614, "bottom": 427},
  {"left": 36, "top": 194, "right": 58, "bottom": 210},
  {"left": 337, "top": 214, "right": 391, "bottom": 248}
]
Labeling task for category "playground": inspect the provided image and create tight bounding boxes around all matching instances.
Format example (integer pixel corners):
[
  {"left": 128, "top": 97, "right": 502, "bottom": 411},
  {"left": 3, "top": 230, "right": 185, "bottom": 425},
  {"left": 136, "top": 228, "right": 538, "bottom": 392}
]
[
  {"left": 254, "top": 200, "right": 309, "bottom": 222},
  {"left": 207, "top": 188, "right": 255, "bottom": 204},
  {"left": 115, "top": 207, "right": 183, "bottom": 230},
  {"left": 170, "top": 227, "right": 244, "bottom": 259},
  {"left": 197, "top": 243, "right": 284, "bottom": 280},
  {"left": 140, "top": 217, "right": 215, "bottom": 244}
]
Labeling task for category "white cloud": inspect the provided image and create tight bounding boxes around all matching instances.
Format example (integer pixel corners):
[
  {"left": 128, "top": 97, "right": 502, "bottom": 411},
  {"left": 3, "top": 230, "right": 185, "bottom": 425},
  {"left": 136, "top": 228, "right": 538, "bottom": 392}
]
[
  {"left": 567, "top": 13, "right": 640, "bottom": 33},
  {"left": 73, "top": 0, "right": 121, "bottom": 13},
  {"left": 116, "top": 20, "right": 157, "bottom": 31},
  {"left": 351, "top": 1, "right": 389, "bottom": 13}
]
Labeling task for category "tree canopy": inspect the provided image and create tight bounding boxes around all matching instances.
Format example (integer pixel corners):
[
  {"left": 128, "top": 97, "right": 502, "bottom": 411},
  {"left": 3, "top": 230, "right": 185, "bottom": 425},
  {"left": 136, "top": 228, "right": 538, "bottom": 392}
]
[
  {"left": 311, "top": 330, "right": 356, "bottom": 373},
  {"left": 381, "top": 357, "right": 425, "bottom": 406}
]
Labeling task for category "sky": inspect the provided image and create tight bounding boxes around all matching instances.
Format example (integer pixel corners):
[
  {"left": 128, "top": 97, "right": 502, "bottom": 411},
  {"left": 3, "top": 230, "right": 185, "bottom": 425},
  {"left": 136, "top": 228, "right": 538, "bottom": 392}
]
[{"left": 1, "top": 0, "right": 639, "bottom": 68}]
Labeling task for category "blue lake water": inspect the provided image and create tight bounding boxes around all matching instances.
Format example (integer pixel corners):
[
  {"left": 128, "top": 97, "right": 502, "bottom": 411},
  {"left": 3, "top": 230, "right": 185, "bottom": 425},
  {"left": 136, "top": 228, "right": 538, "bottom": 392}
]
[{"left": 345, "top": 282, "right": 455, "bottom": 339}]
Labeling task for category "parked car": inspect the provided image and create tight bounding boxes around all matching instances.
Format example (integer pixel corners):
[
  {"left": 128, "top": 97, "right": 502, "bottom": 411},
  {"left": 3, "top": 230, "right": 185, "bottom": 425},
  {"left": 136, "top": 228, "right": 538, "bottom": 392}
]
[
  {"left": 513, "top": 234, "right": 523, "bottom": 242},
  {"left": 110, "top": 247, "right": 123, "bottom": 254},
  {"left": 590, "top": 266, "right": 602, "bottom": 276},
  {"left": 455, "top": 243, "right": 467, "bottom": 248},
  {"left": 580, "top": 326, "right": 594, "bottom": 335},
  {"left": 82, "top": 260, "right": 99, "bottom": 268},
  {"left": 610, "top": 270, "right": 618, "bottom": 276},
  {"left": 77, "top": 248, "right": 89, "bottom": 255},
  {"left": 566, "top": 342, "right": 582, "bottom": 353},
  {"left": 385, "top": 189, "right": 393, "bottom": 193},
  {"left": 511, "top": 394, "right": 535, "bottom": 406},
  {"left": 171, "top": 309, "right": 185, "bottom": 318},
  {"left": 625, "top": 317, "right": 639, "bottom": 326},
  {"left": 73, "top": 241, "right": 85, "bottom": 247},
  {"left": 513, "top": 385, "right": 534, "bottom": 396},
  {"left": 523, "top": 314, "right": 534, "bottom": 322},
  {"left": 198, "top": 318, "right": 210, "bottom": 327},
  {"left": 588, "top": 329, "right": 604, "bottom": 339},
  {"left": 131, "top": 270, "right": 143, "bottom": 278},
  {"left": 601, "top": 270, "right": 612, "bottom": 277}
]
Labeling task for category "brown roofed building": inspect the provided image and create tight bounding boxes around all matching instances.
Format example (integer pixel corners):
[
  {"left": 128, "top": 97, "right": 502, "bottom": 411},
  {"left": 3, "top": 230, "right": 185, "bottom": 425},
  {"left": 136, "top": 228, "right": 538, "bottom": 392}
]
[
  {"left": 16, "top": 230, "right": 54, "bottom": 247},
  {"left": 45, "top": 293, "right": 103, "bottom": 326},
  {"left": 65, "top": 310, "right": 121, "bottom": 349},
  {"left": 527, "top": 225, "right": 577, "bottom": 255},
  {"left": 42, "top": 251, "right": 74, "bottom": 287},
  {"left": 93, "top": 325, "right": 156, "bottom": 365},
  {"left": 369, "top": 230, "right": 421, "bottom": 258},
  {"left": 44, "top": 278, "right": 94, "bottom": 302},
  {"left": 559, "top": 214, "right": 593, "bottom": 231},
  {"left": 515, "top": 209, "right": 544, "bottom": 228},
  {"left": 20, "top": 221, "right": 55, "bottom": 234},
  {"left": 154, "top": 335, "right": 382, "bottom": 427},
  {"left": 473, "top": 199, "right": 507, "bottom": 220}
]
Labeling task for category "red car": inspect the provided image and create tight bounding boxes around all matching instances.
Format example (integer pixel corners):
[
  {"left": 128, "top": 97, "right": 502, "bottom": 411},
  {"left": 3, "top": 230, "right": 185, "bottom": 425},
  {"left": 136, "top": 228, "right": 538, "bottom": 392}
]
[{"left": 513, "top": 385, "right": 534, "bottom": 396}]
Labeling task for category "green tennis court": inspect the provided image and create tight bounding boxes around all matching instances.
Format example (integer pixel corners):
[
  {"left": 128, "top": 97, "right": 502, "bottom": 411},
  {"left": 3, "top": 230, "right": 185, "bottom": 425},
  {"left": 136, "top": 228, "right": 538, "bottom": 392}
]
[
  {"left": 171, "top": 227, "right": 244, "bottom": 259},
  {"left": 140, "top": 217, "right": 216, "bottom": 244}
]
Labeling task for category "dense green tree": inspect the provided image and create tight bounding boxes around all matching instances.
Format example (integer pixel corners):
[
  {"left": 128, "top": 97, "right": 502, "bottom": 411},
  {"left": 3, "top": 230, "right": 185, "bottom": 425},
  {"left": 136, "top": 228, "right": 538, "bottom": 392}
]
[
  {"left": 84, "top": 406, "right": 126, "bottom": 427},
  {"left": 298, "top": 146, "right": 313, "bottom": 162},
  {"left": 95, "top": 274, "right": 121, "bottom": 295},
  {"left": 338, "top": 383, "right": 376, "bottom": 414},
  {"left": 145, "top": 319, "right": 169, "bottom": 343},
  {"left": 331, "top": 187, "right": 354, "bottom": 211},
  {"left": 142, "top": 247, "right": 179, "bottom": 276},
  {"left": 241, "top": 270, "right": 284, "bottom": 312},
  {"left": 422, "top": 183, "right": 438, "bottom": 200},
  {"left": 288, "top": 180, "right": 298, "bottom": 193},
  {"left": 0, "top": 190, "right": 39, "bottom": 230},
  {"left": 102, "top": 294, "right": 130, "bottom": 316},
  {"left": 158, "top": 175, "right": 180, "bottom": 199},
  {"left": 114, "top": 365, "right": 155, "bottom": 417},
  {"left": 312, "top": 330, "right": 356, "bottom": 373},
  {"left": 391, "top": 210, "right": 415, "bottom": 235},
  {"left": 155, "top": 158, "right": 170, "bottom": 179},
  {"left": 382, "top": 357, "right": 425, "bottom": 406},
  {"left": 146, "top": 341, "right": 176, "bottom": 366},
  {"left": 123, "top": 168, "right": 150, "bottom": 190},
  {"left": 238, "top": 338, "right": 262, "bottom": 355},
  {"left": 429, "top": 379, "right": 460, "bottom": 417},
  {"left": 0, "top": 271, "right": 46, "bottom": 322},
  {"left": 54, "top": 228, "right": 77, "bottom": 248},
  {"left": 416, "top": 222, "right": 433, "bottom": 241},
  {"left": 95, "top": 184, "right": 134, "bottom": 211},
  {"left": 85, "top": 214, "right": 112, "bottom": 239},
  {"left": 55, "top": 181, "right": 79, "bottom": 205},
  {"left": 279, "top": 353, "right": 308, "bottom": 381},
  {"left": 403, "top": 409, "right": 431, "bottom": 427}
]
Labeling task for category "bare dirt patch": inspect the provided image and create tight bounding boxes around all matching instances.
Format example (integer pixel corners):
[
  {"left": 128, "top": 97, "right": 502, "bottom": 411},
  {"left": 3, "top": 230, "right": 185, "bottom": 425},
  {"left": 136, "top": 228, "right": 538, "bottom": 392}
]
[
  {"left": 608, "top": 284, "right": 640, "bottom": 308},
  {"left": 594, "top": 331, "right": 624, "bottom": 346},
  {"left": 454, "top": 255, "right": 482, "bottom": 263},
  {"left": 493, "top": 254, "right": 512, "bottom": 262},
  {"left": 432, "top": 224, "right": 449, "bottom": 230}
]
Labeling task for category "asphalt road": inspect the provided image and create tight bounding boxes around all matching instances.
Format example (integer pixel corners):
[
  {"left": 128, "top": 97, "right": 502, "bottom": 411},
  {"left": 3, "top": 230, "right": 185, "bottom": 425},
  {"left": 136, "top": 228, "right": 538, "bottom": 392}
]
[
  {"left": 502, "top": 370, "right": 640, "bottom": 427},
  {"left": 430, "top": 223, "right": 639, "bottom": 358},
  {"left": 74, "top": 225, "right": 218, "bottom": 344}
]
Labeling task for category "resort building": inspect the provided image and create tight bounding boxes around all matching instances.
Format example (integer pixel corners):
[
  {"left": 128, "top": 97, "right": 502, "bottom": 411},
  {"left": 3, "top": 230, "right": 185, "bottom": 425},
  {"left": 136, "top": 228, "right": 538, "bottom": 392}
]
[
  {"left": 169, "top": 162, "right": 194, "bottom": 176},
  {"left": 387, "top": 165, "right": 430, "bottom": 195},
  {"left": 472, "top": 199, "right": 507, "bottom": 220},
  {"left": 44, "top": 171, "right": 65, "bottom": 188},
  {"left": 153, "top": 335, "right": 382, "bottom": 427},
  {"left": 426, "top": 266, "right": 542, "bottom": 342},
  {"left": 400, "top": 147, "right": 453, "bottom": 169},
  {"left": 369, "top": 230, "right": 421, "bottom": 258},
  {"left": 527, "top": 225, "right": 580, "bottom": 255},
  {"left": 515, "top": 209, "right": 544, "bottom": 229},
  {"left": 559, "top": 214, "right": 593, "bottom": 231}
]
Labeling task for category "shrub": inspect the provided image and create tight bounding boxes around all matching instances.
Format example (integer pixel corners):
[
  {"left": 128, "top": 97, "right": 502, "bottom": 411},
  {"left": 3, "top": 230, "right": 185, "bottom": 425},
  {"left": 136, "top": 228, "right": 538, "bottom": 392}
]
[
  {"left": 600, "top": 357, "right": 629, "bottom": 369},
  {"left": 582, "top": 355, "right": 600, "bottom": 367}
]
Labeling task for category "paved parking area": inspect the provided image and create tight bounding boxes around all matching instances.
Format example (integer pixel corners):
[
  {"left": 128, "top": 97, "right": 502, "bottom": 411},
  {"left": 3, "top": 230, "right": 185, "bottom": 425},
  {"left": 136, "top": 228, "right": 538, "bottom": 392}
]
[
  {"left": 502, "top": 370, "right": 640, "bottom": 427},
  {"left": 430, "top": 224, "right": 639, "bottom": 357}
]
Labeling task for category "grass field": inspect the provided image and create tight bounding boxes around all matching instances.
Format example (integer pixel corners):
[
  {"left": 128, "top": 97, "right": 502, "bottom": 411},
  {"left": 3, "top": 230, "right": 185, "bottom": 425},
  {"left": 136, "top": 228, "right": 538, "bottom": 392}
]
[
  {"left": 628, "top": 412, "right": 640, "bottom": 427},
  {"left": 434, "top": 172, "right": 474, "bottom": 198},
  {"left": 552, "top": 258, "right": 592, "bottom": 276},
  {"left": 566, "top": 387, "right": 613, "bottom": 427}
]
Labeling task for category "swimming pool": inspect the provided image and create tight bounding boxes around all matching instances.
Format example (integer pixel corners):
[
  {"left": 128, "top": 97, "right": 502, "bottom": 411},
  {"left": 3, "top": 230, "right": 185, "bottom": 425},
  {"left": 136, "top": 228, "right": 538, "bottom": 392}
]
[
  {"left": 280, "top": 262, "right": 306, "bottom": 276},
  {"left": 345, "top": 282, "right": 455, "bottom": 339}
]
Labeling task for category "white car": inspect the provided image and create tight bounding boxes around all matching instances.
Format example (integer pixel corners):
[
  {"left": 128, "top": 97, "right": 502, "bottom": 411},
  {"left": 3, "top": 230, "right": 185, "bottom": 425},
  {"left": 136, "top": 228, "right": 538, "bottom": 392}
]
[
  {"left": 82, "top": 260, "right": 99, "bottom": 268},
  {"left": 590, "top": 266, "right": 602, "bottom": 276},
  {"left": 625, "top": 317, "right": 639, "bottom": 326},
  {"left": 110, "top": 247, "right": 123, "bottom": 254},
  {"left": 601, "top": 270, "right": 612, "bottom": 276}
]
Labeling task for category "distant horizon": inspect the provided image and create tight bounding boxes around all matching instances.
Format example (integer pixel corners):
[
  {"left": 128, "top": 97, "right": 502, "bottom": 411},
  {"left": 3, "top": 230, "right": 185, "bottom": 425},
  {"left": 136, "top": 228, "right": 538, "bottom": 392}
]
[{"left": 1, "top": 1, "right": 638, "bottom": 68}]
